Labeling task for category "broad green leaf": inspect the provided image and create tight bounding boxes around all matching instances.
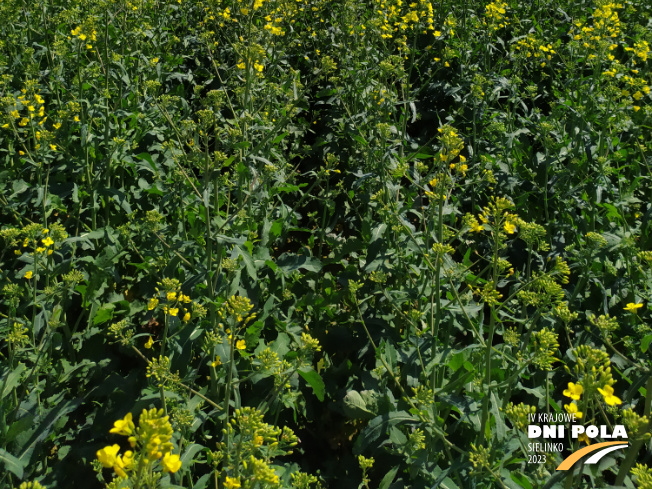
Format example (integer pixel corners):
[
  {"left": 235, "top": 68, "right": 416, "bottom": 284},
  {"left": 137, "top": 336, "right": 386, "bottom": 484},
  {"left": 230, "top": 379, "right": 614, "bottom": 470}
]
[
  {"left": 237, "top": 244, "right": 257, "bottom": 280},
  {"left": 297, "top": 368, "right": 325, "bottom": 401},
  {"left": 275, "top": 253, "right": 322, "bottom": 273},
  {"left": 491, "top": 392, "right": 506, "bottom": 441},
  {"left": 0, "top": 448, "right": 24, "bottom": 479},
  {"left": 641, "top": 334, "right": 652, "bottom": 353},
  {"left": 343, "top": 390, "right": 376, "bottom": 419},
  {"left": 353, "top": 411, "right": 417, "bottom": 453},
  {"left": 180, "top": 443, "right": 205, "bottom": 467},
  {"left": 378, "top": 466, "right": 399, "bottom": 489},
  {"left": 1, "top": 363, "right": 26, "bottom": 400},
  {"left": 93, "top": 304, "right": 115, "bottom": 325}
]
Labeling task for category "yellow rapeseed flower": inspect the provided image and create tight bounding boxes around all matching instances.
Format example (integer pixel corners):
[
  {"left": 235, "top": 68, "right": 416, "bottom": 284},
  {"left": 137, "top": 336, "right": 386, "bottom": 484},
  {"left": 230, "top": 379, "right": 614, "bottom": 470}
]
[
  {"left": 224, "top": 477, "right": 241, "bottom": 489},
  {"left": 504, "top": 220, "right": 516, "bottom": 234},
  {"left": 564, "top": 402, "right": 583, "bottom": 419},
  {"left": 162, "top": 453, "right": 182, "bottom": 473},
  {"left": 96, "top": 444, "right": 121, "bottom": 468},
  {"left": 236, "top": 339, "right": 246, "bottom": 350},
  {"left": 110, "top": 412, "right": 135, "bottom": 436},
  {"left": 563, "top": 382, "right": 583, "bottom": 400},
  {"left": 42, "top": 237, "right": 54, "bottom": 247},
  {"left": 148, "top": 297, "right": 159, "bottom": 310},
  {"left": 25, "top": 271, "right": 33, "bottom": 279},
  {"left": 597, "top": 385, "right": 622, "bottom": 406},
  {"left": 624, "top": 302, "right": 643, "bottom": 313},
  {"left": 144, "top": 336, "right": 154, "bottom": 349}
]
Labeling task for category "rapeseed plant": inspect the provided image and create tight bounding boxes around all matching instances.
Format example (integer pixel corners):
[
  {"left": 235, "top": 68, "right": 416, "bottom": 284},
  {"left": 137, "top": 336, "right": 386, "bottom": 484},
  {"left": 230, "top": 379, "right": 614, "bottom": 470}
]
[{"left": 96, "top": 408, "right": 181, "bottom": 485}]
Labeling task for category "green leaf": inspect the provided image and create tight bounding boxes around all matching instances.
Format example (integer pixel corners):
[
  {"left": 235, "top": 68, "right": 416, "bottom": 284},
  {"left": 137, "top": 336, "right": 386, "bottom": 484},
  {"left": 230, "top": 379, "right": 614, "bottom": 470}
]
[
  {"left": 491, "top": 392, "right": 506, "bottom": 441},
  {"left": 1, "top": 363, "right": 26, "bottom": 400},
  {"left": 511, "top": 472, "right": 534, "bottom": 489},
  {"left": 135, "top": 152, "right": 157, "bottom": 171},
  {"left": 270, "top": 220, "right": 283, "bottom": 238},
  {"left": 180, "top": 443, "right": 204, "bottom": 467},
  {"left": 193, "top": 474, "right": 212, "bottom": 489},
  {"left": 354, "top": 411, "right": 417, "bottom": 453},
  {"left": 93, "top": 304, "right": 115, "bottom": 325},
  {"left": 272, "top": 132, "right": 289, "bottom": 144},
  {"left": 275, "top": 253, "right": 322, "bottom": 273},
  {"left": 343, "top": 390, "right": 376, "bottom": 419},
  {"left": 642, "top": 334, "right": 652, "bottom": 353},
  {"left": 448, "top": 352, "right": 465, "bottom": 372},
  {"left": 378, "top": 466, "right": 399, "bottom": 489},
  {"left": 6, "top": 416, "right": 35, "bottom": 444},
  {"left": 0, "top": 448, "right": 24, "bottom": 479},
  {"left": 297, "top": 368, "right": 325, "bottom": 401},
  {"left": 351, "top": 134, "right": 368, "bottom": 146},
  {"left": 17, "top": 393, "right": 87, "bottom": 464},
  {"left": 236, "top": 244, "right": 257, "bottom": 280}
]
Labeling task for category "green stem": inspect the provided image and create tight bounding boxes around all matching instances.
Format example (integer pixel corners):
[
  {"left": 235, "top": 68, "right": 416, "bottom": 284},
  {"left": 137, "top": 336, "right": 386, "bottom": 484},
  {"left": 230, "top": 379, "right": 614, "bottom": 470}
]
[{"left": 479, "top": 225, "right": 501, "bottom": 445}]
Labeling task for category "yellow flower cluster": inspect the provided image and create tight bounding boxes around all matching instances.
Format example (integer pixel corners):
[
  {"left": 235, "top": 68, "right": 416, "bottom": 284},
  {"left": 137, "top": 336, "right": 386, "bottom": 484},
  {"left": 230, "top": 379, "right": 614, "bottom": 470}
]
[
  {"left": 484, "top": 1, "right": 508, "bottom": 31},
  {"left": 97, "top": 409, "right": 182, "bottom": 480},
  {"left": 218, "top": 294, "right": 256, "bottom": 324},
  {"left": 437, "top": 125, "right": 464, "bottom": 163},
  {"left": 70, "top": 26, "right": 97, "bottom": 49},
  {"left": 471, "top": 197, "right": 518, "bottom": 237},
  {"left": 569, "top": 3, "right": 622, "bottom": 63},
  {"left": 625, "top": 40, "right": 650, "bottom": 63},
  {"left": 1, "top": 223, "right": 67, "bottom": 263},
  {"left": 569, "top": 345, "right": 623, "bottom": 407},
  {"left": 504, "top": 402, "right": 536, "bottom": 431},
  {"left": 18, "top": 482, "right": 46, "bottom": 489},
  {"left": 263, "top": 16, "right": 285, "bottom": 36},
  {"left": 372, "top": 0, "right": 438, "bottom": 40},
  {"left": 235, "top": 43, "right": 267, "bottom": 78},
  {"left": 511, "top": 34, "right": 556, "bottom": 67},
  {"left": 6, "top": 322, "right": 29, "bottom": 347},
  {"left": 147, "top": 278, "right": 193, "bottom": 322},
  {"left": 224, "top": 476, "right": 241, "bottom": 489},
  {"left": 563, "top": 382, "right": 584, "bottom": 418},
  {"left": 222, "top": 407, "right": 298, "bottom": 485},
  {"left": 1, "top": 86, "right": 53, "bottom": 132}
]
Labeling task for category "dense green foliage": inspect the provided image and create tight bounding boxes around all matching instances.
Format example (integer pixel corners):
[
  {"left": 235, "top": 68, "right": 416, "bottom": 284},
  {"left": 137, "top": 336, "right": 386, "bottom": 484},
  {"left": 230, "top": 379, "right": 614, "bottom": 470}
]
[{"left": 1, "top": 0, "right": 651, "bottom": 488}]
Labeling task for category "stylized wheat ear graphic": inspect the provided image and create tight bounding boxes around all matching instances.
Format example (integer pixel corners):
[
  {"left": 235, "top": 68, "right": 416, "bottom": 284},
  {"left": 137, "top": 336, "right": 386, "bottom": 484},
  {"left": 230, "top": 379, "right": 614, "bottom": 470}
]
[{"left": 556, "top": 441, "right": 629, "bottom": 471}]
